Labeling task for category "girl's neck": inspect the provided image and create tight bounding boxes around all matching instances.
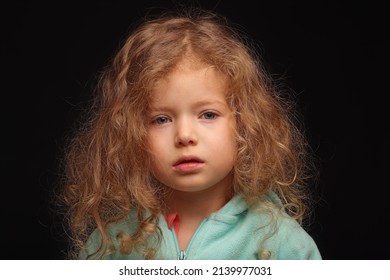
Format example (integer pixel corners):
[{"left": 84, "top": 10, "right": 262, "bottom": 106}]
[
  {"left": 163, "top": 174, "right": 233, "bottom": 251},
  {"left": 164, "top": 180, "right": 232, "bottom": 220}
]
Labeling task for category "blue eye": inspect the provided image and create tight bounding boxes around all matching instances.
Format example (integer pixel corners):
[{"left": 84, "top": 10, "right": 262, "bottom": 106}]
[
  {"left": 202, "top": 112, "right": 217, "bottom": 119},
  {"left": 154, "top": 117, "right": 170, "bottom": 125}
]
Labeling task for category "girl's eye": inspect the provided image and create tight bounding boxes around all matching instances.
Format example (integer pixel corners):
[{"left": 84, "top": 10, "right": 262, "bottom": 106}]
[
  {"left": 201, "top": 111, "right": 218, "bottom": 119},
  {"left": 153, "top": 117, "right": 170, "bottom": 125}
]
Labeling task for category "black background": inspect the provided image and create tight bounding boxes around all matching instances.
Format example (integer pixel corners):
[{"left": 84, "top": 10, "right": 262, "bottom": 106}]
[{"left": 2, "top": 0, "right": 389, "bottom": 259}]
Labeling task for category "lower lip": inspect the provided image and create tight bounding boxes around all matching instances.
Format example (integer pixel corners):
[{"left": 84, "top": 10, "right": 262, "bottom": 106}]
[{"left": 173, "top": 162, "right": 204, "bottom": 172}]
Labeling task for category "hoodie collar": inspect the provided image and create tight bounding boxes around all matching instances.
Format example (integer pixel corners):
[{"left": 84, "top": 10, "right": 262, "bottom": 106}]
[{"left": 209, "top": 195, "right": 248, "bottom": 223}]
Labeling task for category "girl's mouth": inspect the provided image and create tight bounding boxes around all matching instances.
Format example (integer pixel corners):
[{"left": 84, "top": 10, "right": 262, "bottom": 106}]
[{"left": 173, "top": 156, "right": 204, "bottom": 172}]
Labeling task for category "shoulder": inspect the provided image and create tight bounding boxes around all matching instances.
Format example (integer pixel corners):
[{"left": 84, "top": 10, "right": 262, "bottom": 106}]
[
  {"left": 248, "top": 193, "right": 322, "bottom": 260},
  {"left": 78, "top": 212, "right": 140, "bottom": 259},
  {"left": 270, "top": 213, "right": 322, "bottom": 259}
]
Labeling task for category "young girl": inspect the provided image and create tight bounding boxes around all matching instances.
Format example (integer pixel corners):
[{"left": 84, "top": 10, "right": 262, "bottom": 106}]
[{"left": 60, "top": 8, "right": 321, "bottom": 260}]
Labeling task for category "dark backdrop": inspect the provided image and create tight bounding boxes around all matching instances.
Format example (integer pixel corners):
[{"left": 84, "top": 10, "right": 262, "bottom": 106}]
[{"left": 2, "top": 0, "right": 389, "bottom": 259}]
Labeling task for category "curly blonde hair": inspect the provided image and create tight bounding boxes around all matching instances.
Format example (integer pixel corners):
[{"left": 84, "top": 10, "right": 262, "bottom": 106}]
[{"left": 59, "top": 8, "right": 317, "bottom": 259}]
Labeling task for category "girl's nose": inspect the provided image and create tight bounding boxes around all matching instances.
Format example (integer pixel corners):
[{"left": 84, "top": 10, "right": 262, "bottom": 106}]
[{"left": 174, "top": 119, "right": 198, "bottom": 147}]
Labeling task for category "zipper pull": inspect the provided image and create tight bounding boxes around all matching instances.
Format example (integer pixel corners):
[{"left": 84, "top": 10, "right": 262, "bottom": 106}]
[{"left": 178, "top": 250, "right": 186, "bottom": 260}]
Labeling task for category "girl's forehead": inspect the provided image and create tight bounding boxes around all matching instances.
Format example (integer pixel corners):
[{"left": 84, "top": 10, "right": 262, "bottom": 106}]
[
  {"left": 173, "top": 56, "right": 208, "bottom": 72},
  {"left": 157, "top": 57, "right": 227, "bottom": 85},
  {"left": 149, "top": 61, "right": 230, "bottom": 106}
]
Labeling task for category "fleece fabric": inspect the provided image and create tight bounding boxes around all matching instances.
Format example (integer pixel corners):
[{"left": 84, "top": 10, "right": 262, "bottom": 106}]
[{"left": 78, "top": 193, "right": 322, "bottom": 260}]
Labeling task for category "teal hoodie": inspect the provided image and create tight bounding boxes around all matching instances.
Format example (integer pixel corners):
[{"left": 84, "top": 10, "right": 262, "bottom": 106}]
[{"left": 79, "top": 193, "right": 321, "bottom": 260}]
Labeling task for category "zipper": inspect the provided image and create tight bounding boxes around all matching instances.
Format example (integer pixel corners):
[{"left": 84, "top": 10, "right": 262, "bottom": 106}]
[
  {"left": 171, "top": 218, "right": 208, "bottom": 260},
  {"left": 178, "top": 250, "right": 186, "bottom": 260},
  {"left": 171, "top": 229, "right": 186, "bottom": 260}
]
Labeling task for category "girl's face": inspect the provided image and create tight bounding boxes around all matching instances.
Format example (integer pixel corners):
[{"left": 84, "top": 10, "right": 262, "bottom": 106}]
[{"left": 147, "top": 60, "right": 237, "bottom": 195}]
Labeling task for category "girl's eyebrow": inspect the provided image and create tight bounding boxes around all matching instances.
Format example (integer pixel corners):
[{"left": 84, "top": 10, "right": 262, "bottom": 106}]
[
  {"left": 192, "top": 99, "right": 227, "bottom": 108},
  {"left": 150, "top": 99, "right": 227, "bottom": 112}
]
